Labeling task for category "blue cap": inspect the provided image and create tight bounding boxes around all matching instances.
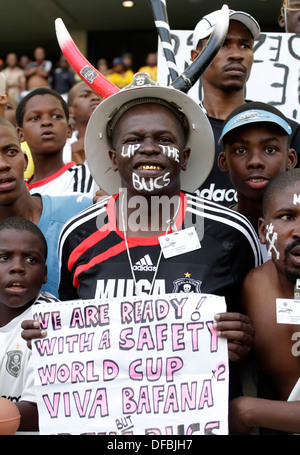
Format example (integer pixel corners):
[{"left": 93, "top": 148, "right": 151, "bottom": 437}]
[
  {"left": 219, "top": 108, "right": 292, "bottom": 145},
  {"left": 112, "top": 57, "right": 123, "bottom": 66}
]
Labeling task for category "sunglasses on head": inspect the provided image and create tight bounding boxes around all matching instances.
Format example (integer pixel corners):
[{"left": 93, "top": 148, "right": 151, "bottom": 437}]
[{"left": 282, "top": 0, "right": 300, "bottom": 12}]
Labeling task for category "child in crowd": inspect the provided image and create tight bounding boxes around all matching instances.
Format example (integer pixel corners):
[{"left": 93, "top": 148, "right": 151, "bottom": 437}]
[
  {"left": 218, "top": 102, "right": 297, "bottom": 249},
  {"left": 0, "top": 216, "right": 58, "bottom": 431},
  {"left": 66, "top": 81, "right": 102, "bottom": 164},
  {"left": 15, "top": 87, "right": 99, "bottom": 197},
  {"left": 0, "top": 116, "right": 92, "bottom": 297}
]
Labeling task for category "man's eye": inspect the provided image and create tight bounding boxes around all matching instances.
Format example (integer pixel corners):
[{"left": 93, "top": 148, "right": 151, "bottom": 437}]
[
  {"left": 6, "top": 149, "right": 18, "bottom": 157},
  {"left": 25, "top": 256, "right": 37, "bottom": 264},
  {"left": 0, "top": 255, "right": 9, "bottom": 262},
  {"left": 280, "top": 214, "right": 293, "bottom": 221},
  {"left": 126, "top": 138, "right": 140, "bottom": 143},
  {"left": 265, "top": 146, "right": 276, "bottom": 154},
  {"left": 234, "top": 147, "right": 246, "bottom": 155}
]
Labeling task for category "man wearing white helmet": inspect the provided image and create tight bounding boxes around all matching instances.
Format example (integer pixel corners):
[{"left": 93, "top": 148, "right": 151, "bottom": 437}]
[
  {"left": 53, "top": 73, "right": 262, "bottom": 377},
  {"left": 191, "top": 9, "right": 300, "bottom": 207}
]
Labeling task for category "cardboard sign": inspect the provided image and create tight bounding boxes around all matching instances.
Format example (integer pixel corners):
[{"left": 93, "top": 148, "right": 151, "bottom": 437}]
[{"left": 31, "top": 293, "right": 228, "bottom": 435}]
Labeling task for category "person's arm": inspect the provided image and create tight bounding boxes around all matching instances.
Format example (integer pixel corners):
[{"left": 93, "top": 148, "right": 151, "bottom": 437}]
[
  {"left": 229, "top": 395, "right": 300, "bottom": 434},
  {"left": 35, "top": 65, "right": 50, "bottom": 78},
  {"left": 19, "top": 74, "right": 26, "bottom": 93},
  {"left": 214, "top": 216, "right": 261, "bottom": 363},
  {"left": 16, "top": 401, "right": 39, "bottom": 431},
  {"left": 24, "top": 66, "right": 38, "bottom": 78}
]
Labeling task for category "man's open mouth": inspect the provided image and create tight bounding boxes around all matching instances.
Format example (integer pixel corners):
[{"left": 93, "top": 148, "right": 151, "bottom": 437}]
[
  {"left": 136, "top": 164, "right": 163, "bottom": 171},
  {"left": 0, "top": 175, "right": 15, "bottom": 190}
]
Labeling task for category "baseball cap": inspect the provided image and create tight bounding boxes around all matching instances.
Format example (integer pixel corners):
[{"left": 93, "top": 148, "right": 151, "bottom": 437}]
[
  {"left": 193, "top": 9, "right": 260, "bottom": 49},
  {"left": 219, "top": 101, "right": 292, "bottom": 145},
  {"left": 112, "top": 57, "right": 123, "bottom": 66},
  {"left": 85, "top": 72, "right": 215, "bottom": 195}
]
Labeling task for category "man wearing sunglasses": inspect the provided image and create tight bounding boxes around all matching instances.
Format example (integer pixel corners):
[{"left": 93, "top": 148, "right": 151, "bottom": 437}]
[{"left": 279, "top": 0, "right": 300, "bottom": 33}]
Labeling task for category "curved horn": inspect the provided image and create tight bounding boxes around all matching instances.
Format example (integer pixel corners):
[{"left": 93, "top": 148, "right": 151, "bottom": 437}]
[
  {"left": 55, "top": 18, "right": 119, "bottom": 99},
  {"left": 171, "top": 4, "right": 229, "bottom": 93},
  {"left": 148, "top": 0, "right": 178, "bottom": 81}
]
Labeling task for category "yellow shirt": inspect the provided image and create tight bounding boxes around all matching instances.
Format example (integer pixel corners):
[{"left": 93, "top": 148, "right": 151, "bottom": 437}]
[
  {"left": 21, "top": 141, "right": 34, "bottom": 180},
  {"left": 138, "top": 65, "right": 157, "bottom": 81},
  {"left": 106, "top": 70, "right": 134, "bottom": 88}
]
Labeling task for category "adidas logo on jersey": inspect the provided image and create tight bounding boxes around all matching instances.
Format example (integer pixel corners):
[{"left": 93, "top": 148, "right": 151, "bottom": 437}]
[{"left": 133, "top": 254, "right": 156, "bottom": 272}]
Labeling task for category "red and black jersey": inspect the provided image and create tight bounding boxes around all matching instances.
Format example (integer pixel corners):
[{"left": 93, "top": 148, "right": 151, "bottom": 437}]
[{"left": 58, "top": 192, "right": 262, "bottom": 312}]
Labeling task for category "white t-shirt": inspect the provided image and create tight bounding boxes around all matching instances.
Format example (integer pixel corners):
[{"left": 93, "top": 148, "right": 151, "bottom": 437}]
[
  {"left": 26, "top": 162, "right": 99, "bottom": 198},
  {"left": 0, "top": 292, "right": 58, "bottom": 404}
]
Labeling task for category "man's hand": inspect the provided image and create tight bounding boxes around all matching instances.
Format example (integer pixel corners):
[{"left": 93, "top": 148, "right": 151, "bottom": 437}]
[
  {"left": 71, "top": 138, "right": 85, "bottom": 164},
  {"left": 213, "top": 312, "right": 254, "bottom": 362},
  {"left": 21, "top": 319, "right": 47, "bottom": 349}
]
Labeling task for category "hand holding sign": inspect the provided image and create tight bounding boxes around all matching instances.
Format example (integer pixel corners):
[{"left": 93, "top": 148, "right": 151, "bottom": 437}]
[{"left": 30, "top": 293, "right": 229, "bottom": 435}]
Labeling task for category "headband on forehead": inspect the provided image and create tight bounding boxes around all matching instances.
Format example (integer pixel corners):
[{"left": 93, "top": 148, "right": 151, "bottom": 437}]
[{"left": 107, "top": 96, "right": 188, "bottom": 139}]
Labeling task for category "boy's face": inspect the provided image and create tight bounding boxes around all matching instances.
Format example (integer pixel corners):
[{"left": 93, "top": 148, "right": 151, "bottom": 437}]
[
  {"left": 109, "top": 103, "right": 190, "bottom": 198},
  {"left": 69, "top": 84, "right": 102, "bottom": 123},
  {"left": 0, "top": 124, "right": 27, "bottom": 206},
  {"left": 18, "top": 94, "right": 72, "bottom": 156},
  {"left": 218, "top": 123, "right": 297, "bottom": 201},
  {"left": 259, "top": 182, "right": 300, "bottom": 284},
  {"left": 0, "top": 229, "right": 47, "bottom": 316}
]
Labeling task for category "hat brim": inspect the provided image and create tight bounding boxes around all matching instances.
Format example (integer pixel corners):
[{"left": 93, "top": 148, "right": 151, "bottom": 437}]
[
  {"left": 193, "top": 9, "right": 260, "bottom": 47},
  {"left": 219, "top": 109, "right": 292, "bottom": 144},
  {"left": 229, "top": 11, "right": 260, "bottom": 40},
  {"left": 85, "top": 84, "right": 214, "bottom": 195}
]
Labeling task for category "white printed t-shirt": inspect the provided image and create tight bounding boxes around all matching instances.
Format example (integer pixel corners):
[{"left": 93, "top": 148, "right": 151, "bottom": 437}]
[
  {"left": 26, "top": 161, "right": 99, "bottom": 198},
  {"left": 0, "top": 292, "right": 59, "bottom": 404}
]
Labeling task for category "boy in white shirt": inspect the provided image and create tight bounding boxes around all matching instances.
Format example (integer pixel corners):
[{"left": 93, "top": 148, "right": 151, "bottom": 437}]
[
  {"left": 0, "top": 216, "right": 58, "bottom": 431},
  {"left": 15, "top": 87, "right": 99, "bottom": 197}
]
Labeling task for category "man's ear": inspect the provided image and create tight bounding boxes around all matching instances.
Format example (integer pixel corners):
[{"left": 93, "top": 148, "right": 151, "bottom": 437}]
[
  {"left": 17, "top": 126, "right": 25, "bottom": 143},
  {"left": 287, "top": 148, "right": 297, "bottom": 170},
  {"left": 23, "top": 150, "right": 29, "bottom": 172},
  {"left": 181, "top": 147, "right": 190, "bottom": 171},
  {"left": 0, "top": 91, "right": 8, "bottom": 105},
  {"left": 108, "top": 150, "right": 118, "bottom": 172},
  {"left": 258, "top": 217, "right": 266, "bottom": 244},
  {"left": 69, "top": 105, "right": 75, "bottom": 120},
  {"left": 218, "top": 151, "right": 229, "bottom": 173},
  {"left": 278, "top": 13, "right": 286, "bottom": 29},
  {"left": 191, "top": 49, "right": 199, "bottom": 62},
  {"left": 67, "top": 122, "right": 73, "bottom": 139}
]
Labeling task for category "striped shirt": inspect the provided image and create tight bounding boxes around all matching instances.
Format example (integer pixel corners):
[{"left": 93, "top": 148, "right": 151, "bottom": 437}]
[
  {"left": 58, "top": 191, "right": 262, "bottom": 312},
  {"left": 26, "top": 161, "right": 99, "bottom": 198}
]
